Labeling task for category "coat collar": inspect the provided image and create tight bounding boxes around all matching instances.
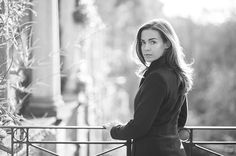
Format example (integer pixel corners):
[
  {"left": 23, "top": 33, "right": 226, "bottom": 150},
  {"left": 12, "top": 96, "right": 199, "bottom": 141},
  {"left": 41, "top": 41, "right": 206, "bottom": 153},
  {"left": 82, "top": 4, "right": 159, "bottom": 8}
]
[{"left": 143, "top": 56, "right": 167, "bottom": 78}]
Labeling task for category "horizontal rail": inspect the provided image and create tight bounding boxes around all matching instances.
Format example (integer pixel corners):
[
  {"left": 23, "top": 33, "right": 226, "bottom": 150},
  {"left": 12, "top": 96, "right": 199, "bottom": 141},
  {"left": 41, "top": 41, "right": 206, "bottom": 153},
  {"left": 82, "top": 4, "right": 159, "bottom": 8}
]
[
  {"left": 1, "top": 125, "right": 236, "bottom": 130},
  {"left": 15, "top": 141, "right": 127, "bottom": 144},
  {"left": 185, "top": 126, "right": 236, "bottom": 130},
  {"left": 191, "top": 141, "right": 236, "bottom": 145},
  {"left": 0, "top": 126, "right": 105, "bottom": 129}
]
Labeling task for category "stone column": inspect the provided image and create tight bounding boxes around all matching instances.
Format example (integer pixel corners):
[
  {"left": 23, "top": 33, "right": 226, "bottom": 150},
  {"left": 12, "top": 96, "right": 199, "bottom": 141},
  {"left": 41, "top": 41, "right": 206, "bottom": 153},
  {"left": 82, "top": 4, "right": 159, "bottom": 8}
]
[
  {"left": 0, "top": 45, "right": 7, "bottom": 100},
  {"left": 0, "top": 0, "right": 8, "bottom": 104},
  {"left": 26, "top": 0, "right": 63, "bottom": 117}
]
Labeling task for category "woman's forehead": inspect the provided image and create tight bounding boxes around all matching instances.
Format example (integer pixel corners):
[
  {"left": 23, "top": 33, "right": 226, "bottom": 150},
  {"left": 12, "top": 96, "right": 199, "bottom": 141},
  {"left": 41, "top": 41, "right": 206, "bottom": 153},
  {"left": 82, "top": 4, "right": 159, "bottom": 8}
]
[{"left": 141, "top": 29, "right": 162, "bottom": 40}]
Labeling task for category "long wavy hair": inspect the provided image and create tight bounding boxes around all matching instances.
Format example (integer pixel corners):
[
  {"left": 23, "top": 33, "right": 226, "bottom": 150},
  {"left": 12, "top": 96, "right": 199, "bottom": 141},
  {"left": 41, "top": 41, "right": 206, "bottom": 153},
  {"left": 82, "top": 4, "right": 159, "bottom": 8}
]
[{"left": 135, "top": 19, "right": 193, "bottom": 94}]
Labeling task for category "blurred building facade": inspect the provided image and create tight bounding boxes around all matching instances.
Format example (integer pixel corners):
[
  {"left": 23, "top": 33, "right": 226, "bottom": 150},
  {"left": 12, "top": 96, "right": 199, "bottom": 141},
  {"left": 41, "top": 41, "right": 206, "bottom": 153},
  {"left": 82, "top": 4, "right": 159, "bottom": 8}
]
[
  {"left": 0, "top": 0, "right": 131, "bottom": 155},
  {"left": 3, "top": 0, "right": 109, "bottom": 155}
]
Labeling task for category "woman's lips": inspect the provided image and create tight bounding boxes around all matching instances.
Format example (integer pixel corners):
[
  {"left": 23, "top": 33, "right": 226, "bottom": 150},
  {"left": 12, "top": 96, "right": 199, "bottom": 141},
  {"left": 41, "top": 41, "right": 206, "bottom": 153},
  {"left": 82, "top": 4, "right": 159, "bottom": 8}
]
[{"left": 144, "top": 54, "right": 152, "bottom": 57}]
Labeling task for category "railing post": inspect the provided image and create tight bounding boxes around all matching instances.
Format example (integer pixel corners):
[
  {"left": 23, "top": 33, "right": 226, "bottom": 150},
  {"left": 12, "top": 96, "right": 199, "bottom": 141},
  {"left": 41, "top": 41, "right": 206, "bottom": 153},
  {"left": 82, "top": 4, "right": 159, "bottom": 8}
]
[
  {"left": 126, "top": 140, "right": 132, "bottom": 156},
  {"left": 26, "top": 128, "right": 29, "bottom": 156},
  {"left": 11, "top": 128, "right": 14, "bottom": 156},
  {"left": 189, "top": 129, "right": 193, "bottom": 156}
]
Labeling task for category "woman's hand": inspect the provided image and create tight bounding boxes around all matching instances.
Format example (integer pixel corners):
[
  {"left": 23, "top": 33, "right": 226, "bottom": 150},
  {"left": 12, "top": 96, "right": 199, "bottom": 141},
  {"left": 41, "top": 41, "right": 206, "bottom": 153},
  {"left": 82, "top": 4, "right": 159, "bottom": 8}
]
[
  {"left": 178, "top": 128, "right": 190, "bottom": 142},
  {"left": 103, "top": 120, "right": 123, "bottom": 132}
]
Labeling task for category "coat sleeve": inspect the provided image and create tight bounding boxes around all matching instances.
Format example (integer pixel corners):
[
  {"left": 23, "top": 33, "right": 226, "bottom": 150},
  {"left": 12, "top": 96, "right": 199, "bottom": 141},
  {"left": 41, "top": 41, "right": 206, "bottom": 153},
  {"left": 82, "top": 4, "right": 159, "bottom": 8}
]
[
  {"left": 178, "top": 96, "right": 188, "bottom": 128},
  {"left": 110, "top": 73, "right": 167, "bottom": 140}
]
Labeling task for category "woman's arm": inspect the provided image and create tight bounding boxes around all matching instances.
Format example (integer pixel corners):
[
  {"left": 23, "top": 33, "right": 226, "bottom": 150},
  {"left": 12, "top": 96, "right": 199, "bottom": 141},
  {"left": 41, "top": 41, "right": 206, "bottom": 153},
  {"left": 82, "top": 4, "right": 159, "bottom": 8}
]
[
  {"left": 110, "top": 73, "right": 167, "bottom": 140},
  {"left": 178, "top": 96, "right": 188, "bottom": 128}
]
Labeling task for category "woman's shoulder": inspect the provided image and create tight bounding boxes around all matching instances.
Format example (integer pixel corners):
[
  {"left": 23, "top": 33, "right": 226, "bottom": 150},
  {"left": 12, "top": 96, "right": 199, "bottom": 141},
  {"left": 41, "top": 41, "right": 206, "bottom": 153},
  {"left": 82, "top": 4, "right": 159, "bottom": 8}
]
[
  {"left": 150, "top": 66, "right": 174, "bottom": 78},
  {"left": 145, "top": 69, "right": 169, "bottom": 86},
  {"left": 147, "top": 67, "right": 176, "bottom": 86}
]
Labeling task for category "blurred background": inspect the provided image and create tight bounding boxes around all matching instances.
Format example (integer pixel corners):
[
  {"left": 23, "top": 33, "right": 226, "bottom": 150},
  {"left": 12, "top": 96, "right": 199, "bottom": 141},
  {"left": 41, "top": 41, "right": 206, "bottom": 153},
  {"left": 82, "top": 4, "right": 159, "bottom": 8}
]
[{"left": 1, "top": 0, "right": 236, "bottom": 155}]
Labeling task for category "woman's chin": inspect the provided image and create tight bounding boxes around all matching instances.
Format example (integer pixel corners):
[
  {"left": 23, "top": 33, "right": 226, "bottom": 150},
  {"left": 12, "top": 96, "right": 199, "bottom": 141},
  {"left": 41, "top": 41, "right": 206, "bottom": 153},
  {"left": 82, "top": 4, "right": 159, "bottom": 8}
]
[{"left": 145, "top": 58, "right": 153, "bottom": 63}]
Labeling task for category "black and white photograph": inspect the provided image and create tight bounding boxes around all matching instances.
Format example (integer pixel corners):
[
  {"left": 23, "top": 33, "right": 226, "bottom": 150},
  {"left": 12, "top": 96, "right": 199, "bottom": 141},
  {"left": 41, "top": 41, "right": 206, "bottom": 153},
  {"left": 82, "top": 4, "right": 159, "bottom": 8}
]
[{"left": 0, "top": 0, "right": 236, "bottom": 155}]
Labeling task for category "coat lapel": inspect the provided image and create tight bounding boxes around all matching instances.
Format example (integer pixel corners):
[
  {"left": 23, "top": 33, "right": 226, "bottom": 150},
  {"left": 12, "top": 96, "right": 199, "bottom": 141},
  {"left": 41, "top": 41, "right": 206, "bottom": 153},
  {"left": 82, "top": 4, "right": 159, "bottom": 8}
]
[{"left": 139, "top": 56, "right": 167, "bottom": 87}]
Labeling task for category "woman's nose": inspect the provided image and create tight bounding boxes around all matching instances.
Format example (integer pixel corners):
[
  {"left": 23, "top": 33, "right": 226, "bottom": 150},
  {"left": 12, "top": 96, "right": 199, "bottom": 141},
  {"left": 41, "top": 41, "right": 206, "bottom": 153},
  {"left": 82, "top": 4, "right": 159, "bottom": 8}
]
[{"left": 143, "top": 43, "right": 151, "bottom": 51}]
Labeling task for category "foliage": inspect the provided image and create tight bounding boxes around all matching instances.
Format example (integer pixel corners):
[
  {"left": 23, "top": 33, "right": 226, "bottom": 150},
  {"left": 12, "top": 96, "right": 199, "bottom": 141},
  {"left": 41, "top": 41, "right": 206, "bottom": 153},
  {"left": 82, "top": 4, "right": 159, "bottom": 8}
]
[
  {"left": 0, "top": 0, "right": 34, "bottom": 46},
  {"left": 0, "top": 0, "right": 34, "bottom": 135}
]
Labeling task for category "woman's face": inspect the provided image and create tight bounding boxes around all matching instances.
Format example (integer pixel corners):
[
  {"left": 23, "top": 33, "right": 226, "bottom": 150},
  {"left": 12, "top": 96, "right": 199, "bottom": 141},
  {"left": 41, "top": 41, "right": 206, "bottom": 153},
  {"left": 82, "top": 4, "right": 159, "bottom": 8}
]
[{"left": 141, "top": 29, "right": 168, "bottom": 63}]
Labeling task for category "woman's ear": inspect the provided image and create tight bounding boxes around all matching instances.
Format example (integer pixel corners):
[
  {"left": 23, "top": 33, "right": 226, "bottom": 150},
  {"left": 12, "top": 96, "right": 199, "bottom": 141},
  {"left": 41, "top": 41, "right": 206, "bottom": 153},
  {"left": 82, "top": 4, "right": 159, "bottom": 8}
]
[{"left": 165, "top": 40, "right": 171, "bottom": 49}]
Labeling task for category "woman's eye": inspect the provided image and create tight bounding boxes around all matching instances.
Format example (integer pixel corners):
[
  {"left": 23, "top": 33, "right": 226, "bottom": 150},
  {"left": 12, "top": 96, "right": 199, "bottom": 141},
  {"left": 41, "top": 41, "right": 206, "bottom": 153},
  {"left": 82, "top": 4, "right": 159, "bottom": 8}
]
[{"left": 150, "top": 41, "right": 156, "bottom": 44}]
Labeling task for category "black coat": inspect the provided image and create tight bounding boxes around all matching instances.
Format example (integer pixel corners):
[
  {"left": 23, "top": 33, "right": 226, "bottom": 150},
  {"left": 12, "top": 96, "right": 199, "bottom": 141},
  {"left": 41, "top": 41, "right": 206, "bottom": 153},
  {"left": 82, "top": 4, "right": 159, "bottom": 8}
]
[{"left": 111, "top": 56, "right": 187, "bottom": 156}]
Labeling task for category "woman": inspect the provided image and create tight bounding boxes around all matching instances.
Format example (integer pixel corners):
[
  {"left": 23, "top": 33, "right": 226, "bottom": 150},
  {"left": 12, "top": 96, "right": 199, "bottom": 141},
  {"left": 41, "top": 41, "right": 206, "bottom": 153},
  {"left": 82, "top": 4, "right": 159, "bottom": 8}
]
[{"left": 104, "top": 18, "right": 193, "bottom": 156}]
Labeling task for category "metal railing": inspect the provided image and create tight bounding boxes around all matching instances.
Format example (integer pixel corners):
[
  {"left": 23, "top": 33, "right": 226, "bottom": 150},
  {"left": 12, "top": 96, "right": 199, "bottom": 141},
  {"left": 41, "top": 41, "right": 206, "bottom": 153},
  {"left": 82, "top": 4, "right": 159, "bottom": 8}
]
[
  {"left": 0, "top": 126, "right": 132, "bottom": 156},
  {"left": 0, "top": 126, "right": 236, "bottom": 156},
  {"left": 185, "top": 126, "right": 236, "bottom": 156}
]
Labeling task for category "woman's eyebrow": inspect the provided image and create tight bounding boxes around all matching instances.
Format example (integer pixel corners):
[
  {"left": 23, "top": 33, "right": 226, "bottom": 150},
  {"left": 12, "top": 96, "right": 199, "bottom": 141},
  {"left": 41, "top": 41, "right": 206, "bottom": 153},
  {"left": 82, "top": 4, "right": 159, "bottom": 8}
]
[
  {"left": 148, "top": 38, "right": 158, "bottom": 40},
  {"left": 141, "top": 38, "right": 158, "bottom": 41}
]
